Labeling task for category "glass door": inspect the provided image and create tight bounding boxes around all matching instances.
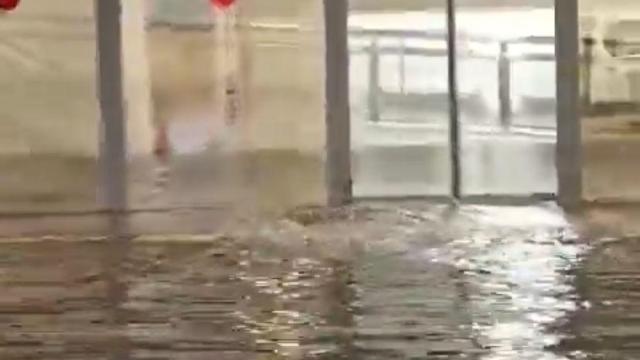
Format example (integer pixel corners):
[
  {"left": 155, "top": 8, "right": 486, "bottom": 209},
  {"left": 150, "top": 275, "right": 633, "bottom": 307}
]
[
  {"left": 349, "top": 1, "right": 451, "bottom": 198},
  {"left": 455, "top": 2, "right": 558, "bottom": 197}
]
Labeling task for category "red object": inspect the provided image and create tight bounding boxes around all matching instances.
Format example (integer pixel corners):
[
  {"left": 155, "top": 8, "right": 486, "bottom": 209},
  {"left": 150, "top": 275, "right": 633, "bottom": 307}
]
[
  {"left": 211, "top": 0, "right": 235, "bottom": 9},
  {"left": 153, "top": 124, "right": 171, "bottom": 163},
  {"left": 0, "top": 0, "right": 19, "bottom": 11}
]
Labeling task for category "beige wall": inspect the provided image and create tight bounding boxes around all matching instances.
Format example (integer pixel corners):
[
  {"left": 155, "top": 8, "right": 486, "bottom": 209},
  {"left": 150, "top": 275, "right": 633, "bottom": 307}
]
[
  {"left": 0, "top": 0, "right": 153, "bottom": 157},
  {"left": 122, "top": 0, "right": 154, "bottom": 156},
  {"left": 0, "top": 0, "right": 98, "bottom": 156},
  {"left": 581, "top": 0, "right": 640, "bottom": 15},
  {"left": 239, "top": 22, "right": 325, "bottom": 152}
]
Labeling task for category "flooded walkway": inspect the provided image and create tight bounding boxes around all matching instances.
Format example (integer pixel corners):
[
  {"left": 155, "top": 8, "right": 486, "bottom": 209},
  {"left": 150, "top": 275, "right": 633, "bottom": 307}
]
[{"left": 0, "top": 204, "right": 637, "bottom": 359}]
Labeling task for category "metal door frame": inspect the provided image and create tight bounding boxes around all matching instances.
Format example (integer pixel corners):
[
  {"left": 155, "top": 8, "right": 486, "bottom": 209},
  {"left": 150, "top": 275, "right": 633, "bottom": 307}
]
[{"left": 323, "top": 0, "right": 583, "bottom": 208}]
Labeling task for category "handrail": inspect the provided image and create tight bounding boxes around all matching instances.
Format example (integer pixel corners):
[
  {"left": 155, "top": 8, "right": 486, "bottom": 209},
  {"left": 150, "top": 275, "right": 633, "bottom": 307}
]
[{"left": 358, "top": 29, "right": 556, "bottom": 128}]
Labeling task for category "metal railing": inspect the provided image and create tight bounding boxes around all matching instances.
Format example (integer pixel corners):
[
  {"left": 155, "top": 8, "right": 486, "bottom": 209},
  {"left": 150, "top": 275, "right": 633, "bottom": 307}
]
[{"left": 349, "top": 28, "right": 556, "bottom": 130}]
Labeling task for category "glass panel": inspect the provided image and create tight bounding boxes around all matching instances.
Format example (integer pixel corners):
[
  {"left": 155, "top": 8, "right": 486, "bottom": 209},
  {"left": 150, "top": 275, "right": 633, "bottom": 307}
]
[
  {"left": 580, "top": 1, "right": 640, "bottom": 201},
  {"left": 129, "top": 0, "right": 326, "bottom": 211},
  {"left": 0, "top": 1, "right": 100, "bottom": 212},
  {"left": 349, "top": 4, "right": 451, "bottom": 198},
  {"left": 457, "top": 3, "right": 557, "bottom": 196}
]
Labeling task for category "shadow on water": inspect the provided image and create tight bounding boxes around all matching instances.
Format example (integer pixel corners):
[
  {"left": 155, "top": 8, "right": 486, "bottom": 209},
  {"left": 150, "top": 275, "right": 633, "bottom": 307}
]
[{"left": 2, "top": 204, "right": 640, "bottom": 359}]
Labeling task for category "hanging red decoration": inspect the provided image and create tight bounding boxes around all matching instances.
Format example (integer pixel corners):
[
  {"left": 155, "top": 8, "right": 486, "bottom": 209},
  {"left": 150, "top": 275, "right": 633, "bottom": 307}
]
[
  {"left": 211, "top": 0, "right": 235, "bottom": 9},
  {"left": 0, "top": 0, "right": 19, "bottom": 11}
]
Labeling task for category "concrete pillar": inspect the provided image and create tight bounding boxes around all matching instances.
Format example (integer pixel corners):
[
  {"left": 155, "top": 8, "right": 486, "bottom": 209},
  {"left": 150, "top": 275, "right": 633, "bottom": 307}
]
[
  {"left": 324, "top": 0, "right": 352, "bottom": 206},
  {"left": 555, "top": 0, "right": 582, "bottom": 208},
  {"left": 95, "top": 0, "right": 127, "bottom": 210}
]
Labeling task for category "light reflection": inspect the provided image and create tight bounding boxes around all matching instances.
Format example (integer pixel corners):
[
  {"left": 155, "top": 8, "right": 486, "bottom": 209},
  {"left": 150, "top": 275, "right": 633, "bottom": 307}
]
[{"left": 442, "top": 207, "right": 586, "bottom": 360}]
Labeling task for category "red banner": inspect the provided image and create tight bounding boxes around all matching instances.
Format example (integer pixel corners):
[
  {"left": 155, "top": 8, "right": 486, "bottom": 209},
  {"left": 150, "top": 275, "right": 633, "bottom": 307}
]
[
  {"left": 0, "top": 0, "right": 19, "bottom": 11},
  {"left": 211, "top": 0, "right": 235, "bottom": 9}
]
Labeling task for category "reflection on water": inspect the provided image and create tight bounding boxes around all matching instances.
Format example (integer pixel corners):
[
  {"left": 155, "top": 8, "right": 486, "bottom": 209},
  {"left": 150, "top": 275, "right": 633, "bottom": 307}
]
[{"left": 1, "top": 205, "right": 638, "bottom": 359}]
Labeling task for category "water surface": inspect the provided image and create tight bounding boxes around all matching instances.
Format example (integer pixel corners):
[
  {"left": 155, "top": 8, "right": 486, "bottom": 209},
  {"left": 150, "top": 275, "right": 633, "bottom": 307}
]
[{"left": 0, "top": 205, "right": 636, "bottom": 359}]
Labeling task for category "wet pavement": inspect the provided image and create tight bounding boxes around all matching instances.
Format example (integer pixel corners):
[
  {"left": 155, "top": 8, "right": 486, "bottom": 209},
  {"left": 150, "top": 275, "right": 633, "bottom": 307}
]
[{"left": 0, "top": 203, "right": 638, "bottom": 359}]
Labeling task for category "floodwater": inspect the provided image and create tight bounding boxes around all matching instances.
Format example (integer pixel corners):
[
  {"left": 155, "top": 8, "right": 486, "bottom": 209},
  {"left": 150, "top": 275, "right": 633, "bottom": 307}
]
[{"left": 0, "top": 204, "right": 637, "bottom": 359}]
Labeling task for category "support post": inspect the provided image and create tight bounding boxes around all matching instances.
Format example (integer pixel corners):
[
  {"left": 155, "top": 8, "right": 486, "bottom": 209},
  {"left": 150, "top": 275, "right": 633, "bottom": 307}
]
[
  {"left": 368, "top": 39, "right": 381, "bottom": 122},
  {"left": 324, "top": 0, "right": 352, "bottom": 206},
  {"left": 399, "top": 39, "right": 406, "bottom": 94},
  {"left": 582, "top": 37, "right": 594, "bottom": 111},
  {"left": 555, "top": 0, "right": 582, "bottom": 208},
  {"left": 498, "top": 41, "right": 512, "bottom": 129},
  {"left": 96, "top": 0, "right": 127, "bottom": 212},
  {"left": 447, "top": 0, "right": 461, "bottom": 199}
]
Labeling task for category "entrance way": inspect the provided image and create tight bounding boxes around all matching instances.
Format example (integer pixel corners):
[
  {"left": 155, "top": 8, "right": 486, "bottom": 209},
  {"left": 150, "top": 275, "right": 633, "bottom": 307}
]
[{"left": 346, "top": 0, "right": 562, "bottom": 201}]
